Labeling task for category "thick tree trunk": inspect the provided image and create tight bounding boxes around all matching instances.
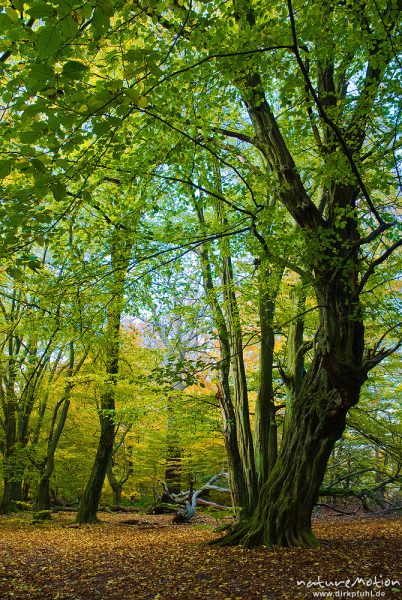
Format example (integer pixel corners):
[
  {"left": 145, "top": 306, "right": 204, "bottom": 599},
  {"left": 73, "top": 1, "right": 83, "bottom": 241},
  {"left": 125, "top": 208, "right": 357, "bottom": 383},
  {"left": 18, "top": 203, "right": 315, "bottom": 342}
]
[
  {"left": 76, "top": 383, "right": 117, "bottom": 523},
  {"left": 1, "top": 480, "right": 22, "bottom": 513},
  {"left": 219, "top": 0, "right": 396, "bottom": 548},
  {"left": 36, "top": 476, "right": 51, "bottom": 510},
  {"left": 1, "top": 480, "right": 21, "bottom": 513}
]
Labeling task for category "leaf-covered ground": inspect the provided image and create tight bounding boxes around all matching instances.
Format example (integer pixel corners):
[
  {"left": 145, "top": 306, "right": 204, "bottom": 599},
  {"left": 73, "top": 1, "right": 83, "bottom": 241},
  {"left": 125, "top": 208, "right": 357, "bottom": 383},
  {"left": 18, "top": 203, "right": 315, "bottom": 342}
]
[{"left": 0, "top": 512, "right": 400, "bottom": 599}]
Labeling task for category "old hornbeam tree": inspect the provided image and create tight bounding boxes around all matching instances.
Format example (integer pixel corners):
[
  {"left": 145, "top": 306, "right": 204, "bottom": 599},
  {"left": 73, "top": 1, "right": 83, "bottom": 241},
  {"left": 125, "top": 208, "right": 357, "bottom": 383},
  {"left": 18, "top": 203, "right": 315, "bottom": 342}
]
[{"left": 213, "top": 0, "right": 402, "bottom": 546}]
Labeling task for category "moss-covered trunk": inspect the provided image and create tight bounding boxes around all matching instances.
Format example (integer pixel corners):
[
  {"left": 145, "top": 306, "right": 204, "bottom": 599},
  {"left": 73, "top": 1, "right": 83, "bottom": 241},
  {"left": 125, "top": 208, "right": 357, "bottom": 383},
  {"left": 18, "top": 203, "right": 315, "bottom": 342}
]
[{"left": 230, "top": 373, "right": 348, "bottom": 547}]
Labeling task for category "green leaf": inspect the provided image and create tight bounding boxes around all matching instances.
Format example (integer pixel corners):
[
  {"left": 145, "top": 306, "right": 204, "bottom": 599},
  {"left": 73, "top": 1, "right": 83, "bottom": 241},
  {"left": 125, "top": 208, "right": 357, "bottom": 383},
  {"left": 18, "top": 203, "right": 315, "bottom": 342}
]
[
  {"left": 62, "top": 60, "right": 89, "bottom": 80},
  {"left": 124, "top": 88, "right": 141, "bottom": 103},
  {"left": 30, "top": 158, "right": 47, "bottom": 173},
  {"left": 6, "top": 267, "right": 22, "bottom": 280},
  {"left": 93, "top": 6, "right": 111, "bottom": 36},
  {"left": 82, "top": 190, "right": 92, "bottom": 203},
  {"left": 36, "top": 25, "right": 62, "bottom": 57},
  {"left": 92, "top": 121, "right": 112, "bottom": 137},
  {"left": 20, "top": 130, "right": 44, "bottom": 144},
  {"left": 27, "top": 4, "right": 57, "bottom": 18},
  {"left": 5, "top": 7, "right": 19, "bottom": 22},
  {"left": 123, "top": 49, "right": 146, "bottom": 63},
  {"left": 98, "top": 0, "right": 114, "bottom": 17},
  {"left": 0, "top": 160, "right": 12, "bottom": 179},
  {"left": 13, "top": 0, "right": 24, "bottom": 10},
  {"left": 51, "top": 180, "right": 66, "bottom": 201},
  {"left": 137, "top": 96, "right": 149, "bottom": 108},
  {"left": 147, "top": 60, "right": 163, "bottom": 77},
  {"left": 29, "top": 62, "right": 55, "bottom": 82},
  {"left": 0, "top": 14, "right": 13, "bottom": 30}
]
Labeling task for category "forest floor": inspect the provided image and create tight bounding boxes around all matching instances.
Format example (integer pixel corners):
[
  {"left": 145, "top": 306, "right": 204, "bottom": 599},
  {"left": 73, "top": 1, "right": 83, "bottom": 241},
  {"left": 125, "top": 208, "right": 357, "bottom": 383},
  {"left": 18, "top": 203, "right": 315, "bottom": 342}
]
[{"left": 0, "top": 511, "right": 400, "bottom": 600}]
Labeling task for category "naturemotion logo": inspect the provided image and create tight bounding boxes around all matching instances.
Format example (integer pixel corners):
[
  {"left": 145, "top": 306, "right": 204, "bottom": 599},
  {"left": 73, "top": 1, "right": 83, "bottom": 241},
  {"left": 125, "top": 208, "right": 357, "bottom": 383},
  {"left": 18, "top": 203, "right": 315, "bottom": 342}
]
[{"left": 296, "top": 576, "right": 400, "bottom": 598}]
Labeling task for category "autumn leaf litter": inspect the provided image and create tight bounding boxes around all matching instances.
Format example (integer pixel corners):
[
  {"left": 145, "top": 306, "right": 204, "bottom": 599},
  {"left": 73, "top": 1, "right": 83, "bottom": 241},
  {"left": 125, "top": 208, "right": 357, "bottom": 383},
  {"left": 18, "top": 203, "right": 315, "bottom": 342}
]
[{"left": 0, "top": 512, "right": 400, "bottom": 599}]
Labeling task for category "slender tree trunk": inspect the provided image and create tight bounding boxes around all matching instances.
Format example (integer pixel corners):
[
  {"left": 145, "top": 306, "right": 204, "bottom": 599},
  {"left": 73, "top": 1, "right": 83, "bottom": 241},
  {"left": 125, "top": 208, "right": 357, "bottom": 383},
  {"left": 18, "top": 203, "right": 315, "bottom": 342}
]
[
  {"left": 193, "top": 193, "right": 254, "bottom": 516},
  {"left": 218, "top": 372, "right": 251, "bottom": 515},
  {"left": 76, "top": 233, "right": 132, "bottom": 524},
  {"left": 282, "top": 279, "right": 307, "bottom": 438},
  {"left": 76, "top": 384, "right": 117, "bottom": 523},
  {"left": 1, "top": 346, "right": 21, "bottom": 513},
  {"left": 106, "top": 426, "right": 133, "bottom": 506},
  {"left": 21, "top": 480, "right": 30, "bottom": 502},
  {"left": 164, "top": 440, "right": 182, "bottom": 494},
  {"left": 215, "top": 179, "right": 258, "bottom": 513},
  {"left": 35, "top": 343, "right": 77, "bottom": 511},
  {"left": 254, "top": 260, "right": 282, "bottom": 487},
  {"left": 106, "top": 462, "right": 123, "bottom": 505},
  {"left": 106, "top": 463, "right": 122, "bottom": 505},
  {"left": 221, "top": 248, "right": 258, "bottom": 512},
  {"left": 164, "top": 393, "right": 184, "bottom": 494}
]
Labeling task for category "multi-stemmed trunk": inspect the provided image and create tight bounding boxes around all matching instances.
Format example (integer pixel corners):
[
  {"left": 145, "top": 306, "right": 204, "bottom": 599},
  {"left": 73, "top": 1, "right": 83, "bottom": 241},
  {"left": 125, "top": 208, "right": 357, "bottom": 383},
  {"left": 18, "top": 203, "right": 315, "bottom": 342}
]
[
  {"left": 218, "top": 369, "right": 251, "bottom": 516},
  {"left": 216, "top": 192, "right": 259, "bottom": 514},
  {"left": 218, "top": 271, "right": 366, "bottom": 547}
]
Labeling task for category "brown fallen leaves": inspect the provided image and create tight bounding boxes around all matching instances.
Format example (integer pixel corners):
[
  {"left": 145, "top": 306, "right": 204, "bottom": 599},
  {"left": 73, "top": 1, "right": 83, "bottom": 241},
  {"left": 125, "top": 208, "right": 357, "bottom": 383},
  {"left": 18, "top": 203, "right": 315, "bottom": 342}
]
[{"left": 0, "top": 512, "right": 400, "bottom": 600}]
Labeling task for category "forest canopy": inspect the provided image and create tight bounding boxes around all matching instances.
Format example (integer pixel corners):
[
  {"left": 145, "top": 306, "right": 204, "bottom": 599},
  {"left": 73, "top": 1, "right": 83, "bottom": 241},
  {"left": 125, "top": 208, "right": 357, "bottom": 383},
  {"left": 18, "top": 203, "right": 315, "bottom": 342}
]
[{"left": 0, "top": 0, "right": 401, "bottom": 549}]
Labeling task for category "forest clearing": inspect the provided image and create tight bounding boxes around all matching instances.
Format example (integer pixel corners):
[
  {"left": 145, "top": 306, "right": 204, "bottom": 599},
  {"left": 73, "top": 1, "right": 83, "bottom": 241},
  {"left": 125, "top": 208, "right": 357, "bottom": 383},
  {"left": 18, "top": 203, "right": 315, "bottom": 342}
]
[{"left": 0, "top": 512, "right": 401, "bottom": 600}]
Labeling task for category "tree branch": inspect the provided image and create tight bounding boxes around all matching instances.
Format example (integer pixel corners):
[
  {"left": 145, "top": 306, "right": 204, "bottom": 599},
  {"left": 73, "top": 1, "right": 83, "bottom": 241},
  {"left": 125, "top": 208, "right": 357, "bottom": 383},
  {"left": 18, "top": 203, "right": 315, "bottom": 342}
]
[
  {"left": 357, "top": 237, "right": 402, "bottom": 294},
  {"left": 287, "top": 0, "right": 386, "bottom": 226}
]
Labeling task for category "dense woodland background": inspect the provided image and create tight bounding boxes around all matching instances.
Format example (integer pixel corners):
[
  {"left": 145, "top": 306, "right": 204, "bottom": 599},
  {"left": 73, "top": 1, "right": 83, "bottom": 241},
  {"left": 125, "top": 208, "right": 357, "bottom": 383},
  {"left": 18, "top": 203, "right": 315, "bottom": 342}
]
[{"left": 0, "top": 0, "right": 401, "bottom": 549}]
